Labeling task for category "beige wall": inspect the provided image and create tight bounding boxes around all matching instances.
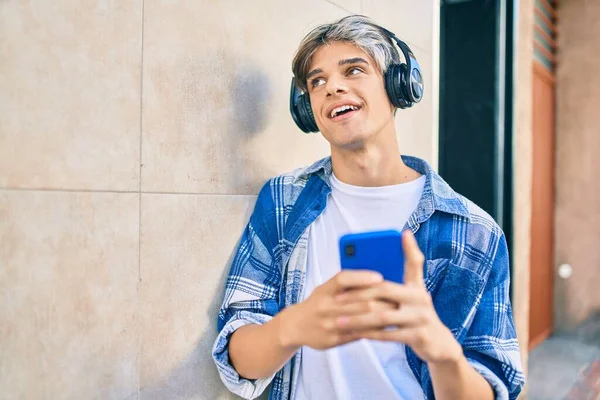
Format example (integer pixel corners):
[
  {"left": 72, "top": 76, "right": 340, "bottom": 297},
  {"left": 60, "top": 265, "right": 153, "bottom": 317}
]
[
  {"left": 513, "top": 0, "right": 535, "bottom": 396},
  {"left": 554, "top": 0, "right": 600, "bottom": 330},
  {"left": 0, "top": 1, "right": 439, "bottom": 398}
]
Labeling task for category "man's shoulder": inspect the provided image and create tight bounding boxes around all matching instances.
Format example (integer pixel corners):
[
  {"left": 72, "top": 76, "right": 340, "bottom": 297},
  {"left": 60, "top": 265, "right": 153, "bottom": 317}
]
[
  {"left": 257, "top": 157, "right": 330, "bottom": 202},
  {"left": 248, "top": 157, "right": 330, "bottom": 248},
  {"left": 428, "top": 171, "right": 503, "bottom": 241},
  {"left": 459, "top": 194, "right": 503, "bottom": 238},
  {"left": 437, "top": 190, "right": 506, "bottom": 276}
]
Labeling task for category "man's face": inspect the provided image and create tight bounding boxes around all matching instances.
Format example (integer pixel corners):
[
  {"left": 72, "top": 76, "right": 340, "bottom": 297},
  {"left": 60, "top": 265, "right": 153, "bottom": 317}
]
[{"left": 306, "top": 41, "right": 395, "bottom": 149}]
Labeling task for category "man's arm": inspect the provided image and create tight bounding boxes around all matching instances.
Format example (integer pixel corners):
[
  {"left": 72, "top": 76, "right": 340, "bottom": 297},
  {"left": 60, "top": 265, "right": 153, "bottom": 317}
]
[
  {"left": 212, "top": 181, "right": 286, "bottom": 399},
  {"left": 228, "top": 271, "right": 395, "bottom": 380},
  {"left": 428, "top": 352, "right": 494, "bottom": 400},
  {"left": 334, "top": 231, "right": 501, "bottom": 399},
  {"left": 228, "top": 308, "right": 299, "bottom": 380},
  {"left": 214, "top": 179, "right": 396, "bottom": 398}
]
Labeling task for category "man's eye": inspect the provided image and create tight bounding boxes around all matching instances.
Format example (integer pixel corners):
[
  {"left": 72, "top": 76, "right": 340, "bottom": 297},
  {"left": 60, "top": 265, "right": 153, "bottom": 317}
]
[
  {"left": 348, "top": 67, "right": 362, "bottom": 75},
  {"left": 311, "top": 77, "right": 325, "bottom": 88}
]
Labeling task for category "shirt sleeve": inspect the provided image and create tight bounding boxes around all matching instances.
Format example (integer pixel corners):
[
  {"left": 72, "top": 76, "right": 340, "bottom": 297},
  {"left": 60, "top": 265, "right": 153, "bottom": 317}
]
[
  {"left": 212, "top": 182, "right": 282, "bottom": 400},
  {"left": 462, "top": 233, "right": 526, "bottom": 400}
]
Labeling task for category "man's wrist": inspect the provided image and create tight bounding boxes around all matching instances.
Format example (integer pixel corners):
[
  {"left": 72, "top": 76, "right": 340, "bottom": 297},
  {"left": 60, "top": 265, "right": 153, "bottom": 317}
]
[
  {"left": 275, "top": 304, "right": 302, "bottom": 349},
  {"left": 429, "top": 329, "right": 464, "bottom": 367},
  {"left": 427, "top": 334, "right": 495, "bottom": 400}
]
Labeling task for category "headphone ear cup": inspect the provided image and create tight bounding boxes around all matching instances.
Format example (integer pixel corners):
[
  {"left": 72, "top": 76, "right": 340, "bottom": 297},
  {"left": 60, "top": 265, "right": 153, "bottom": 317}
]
[
  {"left": 289, "top": 77, "right": 319, "bottom": 133},
  {"left": 385, "top": 63, "right": 412, "bottom": 109},
  {"left": 399, "top": 63, "right": 413, "bottom": 108},
  {"left": 384, "top": 64, "right": 398, "bottom": 107},
  {"left": 299, "top": 94, "right": 319, "bottom": 132}
]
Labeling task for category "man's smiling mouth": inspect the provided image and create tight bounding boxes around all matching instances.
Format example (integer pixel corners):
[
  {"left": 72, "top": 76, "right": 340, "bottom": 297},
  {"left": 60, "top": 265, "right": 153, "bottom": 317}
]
[{"left": 328, "top": 104, "right": 363, "bottom": 121}]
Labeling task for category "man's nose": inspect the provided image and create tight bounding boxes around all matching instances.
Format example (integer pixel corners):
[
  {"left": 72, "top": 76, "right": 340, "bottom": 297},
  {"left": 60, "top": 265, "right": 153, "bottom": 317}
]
[{"left": 325, "top": 76, "right": 348, "bottom": 96}]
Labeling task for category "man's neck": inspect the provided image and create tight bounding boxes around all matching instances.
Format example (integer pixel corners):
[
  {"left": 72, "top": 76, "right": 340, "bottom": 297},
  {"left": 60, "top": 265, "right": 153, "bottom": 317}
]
[{"left": 330, "top": 132, "right": 421, "bottom": 187}]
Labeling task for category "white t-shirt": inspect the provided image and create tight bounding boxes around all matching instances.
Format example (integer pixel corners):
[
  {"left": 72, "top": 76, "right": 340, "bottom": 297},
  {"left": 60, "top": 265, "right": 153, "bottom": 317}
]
[{"left": 294, "top": 172, "right": 426, "bottom": 400}]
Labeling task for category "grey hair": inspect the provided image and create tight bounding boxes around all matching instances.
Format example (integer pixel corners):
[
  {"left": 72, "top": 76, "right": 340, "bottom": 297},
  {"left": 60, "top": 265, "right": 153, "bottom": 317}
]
[{"left": 292, "top": 15, "right": 400, "bottom": 92}]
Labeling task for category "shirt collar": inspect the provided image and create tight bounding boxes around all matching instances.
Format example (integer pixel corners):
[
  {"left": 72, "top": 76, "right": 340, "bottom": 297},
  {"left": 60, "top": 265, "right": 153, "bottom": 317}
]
[{"left": 299, "top": 155, "right": 471, "bottom": 221}]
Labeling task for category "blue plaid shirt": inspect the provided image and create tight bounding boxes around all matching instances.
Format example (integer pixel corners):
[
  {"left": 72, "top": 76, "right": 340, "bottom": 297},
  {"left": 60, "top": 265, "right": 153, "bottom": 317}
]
[{"left": 212, "top": 156, "right": 525, "bottom": 400}]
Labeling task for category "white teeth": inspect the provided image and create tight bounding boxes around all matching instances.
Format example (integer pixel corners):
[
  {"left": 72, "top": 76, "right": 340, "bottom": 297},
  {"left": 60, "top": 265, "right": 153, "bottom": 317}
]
[{"left": 330, "top": 105, "right": 358, "bottom": 118}]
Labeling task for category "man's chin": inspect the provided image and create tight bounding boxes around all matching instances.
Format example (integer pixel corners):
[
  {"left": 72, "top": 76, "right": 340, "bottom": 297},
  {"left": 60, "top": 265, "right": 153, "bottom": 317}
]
[
  {"left": 321, "top": 124, "right": 370, "bottom": 148},
  {"left": 329, "top": 135, "right": 367, "bottom": 152}
]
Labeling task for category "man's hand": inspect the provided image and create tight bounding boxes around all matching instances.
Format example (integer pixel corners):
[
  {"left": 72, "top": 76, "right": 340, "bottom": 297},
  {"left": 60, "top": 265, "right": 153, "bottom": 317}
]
[
  {"left": 280, "top": 270, "right": 396, "bottom": 350},
  {"left": 333, "top": 231, "right": 462, "bottom": 364},
  {"left": 230, "top": 269, "right": 396, "bottom": 380}
]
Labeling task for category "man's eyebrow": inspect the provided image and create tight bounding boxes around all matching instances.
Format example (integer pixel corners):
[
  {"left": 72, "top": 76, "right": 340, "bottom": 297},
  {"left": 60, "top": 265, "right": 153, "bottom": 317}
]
[
  {"left": 306, "top": 68, "right": 323, "bottom": 81},
  {"left": 339, "top": 57, "right": 369, "bottom": 66},
  {"left": 305, "top": 57, "right": 369, "bottom": 81}
]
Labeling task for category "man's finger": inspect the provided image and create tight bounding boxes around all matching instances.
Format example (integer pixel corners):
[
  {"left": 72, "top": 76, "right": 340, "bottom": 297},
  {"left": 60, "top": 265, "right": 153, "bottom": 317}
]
[
  {"left": 336, "top": 281, "right": 427, "bottom": 306},
  {"left": 336, "top": 299, "right": 397, "bottom": 316},
  {"left": 402, "top": 231, "right": 425, "bottom": 286},
  {"left": 337, "top": 306, "right": 425, "bottom": 332},
  {"left": 325, "top": 270, "right": 383, "bottom": 294},
  {"left": 356, "top": 326, "right": 417, "bottom": 343}
]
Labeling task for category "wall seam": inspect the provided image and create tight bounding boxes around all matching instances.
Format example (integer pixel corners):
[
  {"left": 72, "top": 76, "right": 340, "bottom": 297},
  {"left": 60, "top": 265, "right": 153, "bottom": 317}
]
[
  {"left": 0, "top": 187, "right": 261, "bottom": 197},
  {"left": 137, "top": 0, "right": 145, "bottom": 398}
]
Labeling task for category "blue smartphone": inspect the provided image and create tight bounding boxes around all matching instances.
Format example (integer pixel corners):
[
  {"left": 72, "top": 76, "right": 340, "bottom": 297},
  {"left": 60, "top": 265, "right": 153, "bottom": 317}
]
[{"left": 339, "top": 229, "right": 404, "bottom": 284}]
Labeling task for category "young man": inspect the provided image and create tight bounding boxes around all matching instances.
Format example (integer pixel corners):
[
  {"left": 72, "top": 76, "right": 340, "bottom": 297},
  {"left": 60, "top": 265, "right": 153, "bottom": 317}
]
[{"left": 212, "top": 15, "right": 524, "bottom": 400}]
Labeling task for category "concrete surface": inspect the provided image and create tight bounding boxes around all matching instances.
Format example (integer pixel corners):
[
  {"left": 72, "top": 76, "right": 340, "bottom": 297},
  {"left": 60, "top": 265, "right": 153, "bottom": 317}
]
[{"left": 528, "top": 314, "right": 600, "bottom": 400}]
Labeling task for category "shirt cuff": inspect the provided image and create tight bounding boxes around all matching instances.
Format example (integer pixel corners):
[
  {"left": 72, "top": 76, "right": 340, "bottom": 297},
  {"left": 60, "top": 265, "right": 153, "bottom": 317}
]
[
  {"left": 212, "top": 311, "right": 275, "bottom": 399},
  {"left": 467, "top": 357, "right": 509, "bottom": 400}
]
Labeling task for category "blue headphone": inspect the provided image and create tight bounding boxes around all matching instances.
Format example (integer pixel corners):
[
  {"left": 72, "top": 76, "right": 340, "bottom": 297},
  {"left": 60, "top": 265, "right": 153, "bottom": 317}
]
[{"left": 289, "top": 26, "right": 424, "bottom": 133}]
